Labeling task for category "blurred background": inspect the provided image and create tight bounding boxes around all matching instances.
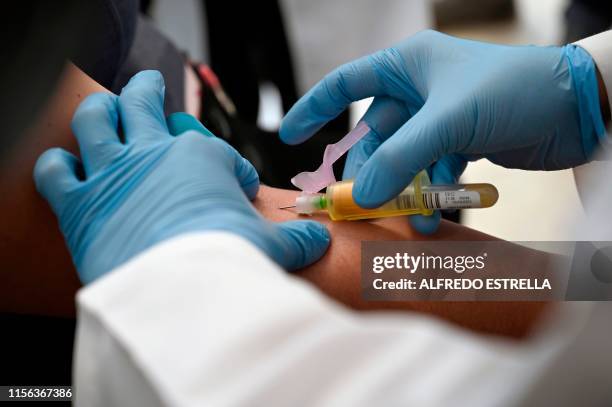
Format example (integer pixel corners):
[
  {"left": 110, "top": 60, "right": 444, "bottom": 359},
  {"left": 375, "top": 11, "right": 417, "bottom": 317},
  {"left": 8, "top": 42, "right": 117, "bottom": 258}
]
[{"left": 147, "top": 0, "right": 611, "bottom": 241}]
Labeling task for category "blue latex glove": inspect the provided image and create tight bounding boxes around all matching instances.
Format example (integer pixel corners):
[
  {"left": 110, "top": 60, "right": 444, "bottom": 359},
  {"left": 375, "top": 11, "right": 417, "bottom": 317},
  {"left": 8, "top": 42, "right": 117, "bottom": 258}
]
[
  {"left": 34, "top": 71, "right": 330, "bottom": 284},
  {"left": 280, "top": 30, "right": 607, "bottom": 234}
]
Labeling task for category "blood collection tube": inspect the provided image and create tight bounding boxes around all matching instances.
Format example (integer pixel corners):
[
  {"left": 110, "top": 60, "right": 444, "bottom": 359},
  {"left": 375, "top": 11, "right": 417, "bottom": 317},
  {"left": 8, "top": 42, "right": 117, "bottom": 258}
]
[{"left": 284, "top": 171, "right": 498, "bottom": 221}]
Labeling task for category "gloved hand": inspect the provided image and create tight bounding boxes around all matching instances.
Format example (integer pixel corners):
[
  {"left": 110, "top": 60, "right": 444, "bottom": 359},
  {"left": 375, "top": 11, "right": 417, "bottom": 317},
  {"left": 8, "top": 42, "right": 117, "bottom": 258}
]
[
  {"left": 34, "top": 70, "right": 330, "bottom": 284},
  {"left": 280, "top": 30, "right": 607, "bottom": 234}
]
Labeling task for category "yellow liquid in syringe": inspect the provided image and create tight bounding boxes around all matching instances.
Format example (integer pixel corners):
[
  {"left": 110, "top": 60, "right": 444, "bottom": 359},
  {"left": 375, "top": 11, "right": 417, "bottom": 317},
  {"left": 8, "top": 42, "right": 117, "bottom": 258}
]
[{"left": 294, "top": 171, "right": 498, "bottom": 221}]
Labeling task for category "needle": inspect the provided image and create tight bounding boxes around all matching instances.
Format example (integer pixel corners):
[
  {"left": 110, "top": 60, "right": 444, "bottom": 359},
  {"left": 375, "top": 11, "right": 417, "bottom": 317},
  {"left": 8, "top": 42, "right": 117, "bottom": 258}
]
[{"left": 278, "top": 204, "right": 296, "bottom": 210}]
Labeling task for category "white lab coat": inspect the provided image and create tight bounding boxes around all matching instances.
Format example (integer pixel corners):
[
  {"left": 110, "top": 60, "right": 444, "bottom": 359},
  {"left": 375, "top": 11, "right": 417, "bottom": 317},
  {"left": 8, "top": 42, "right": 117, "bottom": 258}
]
[{"left": 73, "top": 31, "right": 612, "bottom": 406}]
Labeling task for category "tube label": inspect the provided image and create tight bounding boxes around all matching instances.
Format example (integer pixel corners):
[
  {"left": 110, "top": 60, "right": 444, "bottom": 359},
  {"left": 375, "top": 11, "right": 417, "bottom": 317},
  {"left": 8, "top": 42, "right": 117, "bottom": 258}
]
[{"left": 422, "top": 191, "right": 481, "bottom": 209}]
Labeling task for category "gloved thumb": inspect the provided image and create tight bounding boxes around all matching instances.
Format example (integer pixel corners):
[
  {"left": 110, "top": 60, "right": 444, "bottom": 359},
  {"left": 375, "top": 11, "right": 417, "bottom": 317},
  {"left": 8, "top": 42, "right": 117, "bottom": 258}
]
[{"left": 272, "top": 220, "right": 331, "bottom": 271}]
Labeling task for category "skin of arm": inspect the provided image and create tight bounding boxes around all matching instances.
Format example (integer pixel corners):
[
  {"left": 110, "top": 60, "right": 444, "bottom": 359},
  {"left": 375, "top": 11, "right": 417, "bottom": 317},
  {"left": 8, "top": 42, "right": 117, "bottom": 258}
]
[
  {"left": 257, "top": 186, "right": 550, "bottom": 338},
  {"left": 0, "top": 63, "right": 106, "bottom": 317},
  {"left": 0, "top": 63, "right": 548, "bottom": 338}
]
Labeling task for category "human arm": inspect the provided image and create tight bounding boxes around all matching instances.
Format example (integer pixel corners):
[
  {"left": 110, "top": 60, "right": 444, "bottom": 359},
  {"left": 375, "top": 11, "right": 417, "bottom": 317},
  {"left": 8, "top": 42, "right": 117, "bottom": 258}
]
[
  {"left": 256, "top": 186, "right": 548, "bottom": 338},
  {"left": 2, "top": 65, "right": 546, "bottom": 338}
]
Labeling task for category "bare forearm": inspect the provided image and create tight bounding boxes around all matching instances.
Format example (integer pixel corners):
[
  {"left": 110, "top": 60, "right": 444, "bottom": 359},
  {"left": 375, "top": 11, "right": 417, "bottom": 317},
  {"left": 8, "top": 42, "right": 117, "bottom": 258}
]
[{"left": 256, "top": 186, "right": 550, "bottom": 339}]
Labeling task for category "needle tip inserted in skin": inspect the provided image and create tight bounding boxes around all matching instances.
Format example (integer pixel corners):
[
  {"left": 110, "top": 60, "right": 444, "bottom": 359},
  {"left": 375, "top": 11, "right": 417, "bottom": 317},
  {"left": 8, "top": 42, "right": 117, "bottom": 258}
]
[{"left": 278, "top": 204, "right": 296, "bottom": 210}]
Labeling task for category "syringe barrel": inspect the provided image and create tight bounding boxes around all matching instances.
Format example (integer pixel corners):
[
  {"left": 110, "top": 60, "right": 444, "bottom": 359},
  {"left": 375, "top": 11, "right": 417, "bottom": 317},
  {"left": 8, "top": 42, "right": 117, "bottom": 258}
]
[{"left": 325, "top": 171, "right": 434, "bottom": 221}]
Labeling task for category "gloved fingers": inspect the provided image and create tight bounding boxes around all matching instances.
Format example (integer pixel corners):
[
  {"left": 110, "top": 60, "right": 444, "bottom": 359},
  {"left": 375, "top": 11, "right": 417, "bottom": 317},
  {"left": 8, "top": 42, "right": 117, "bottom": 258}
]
[
  {"left": 118, "top": 70, "right": 169, "bottom": 143},
  {"left": 430, "top": 154, "right": 468, "bottom": 185},
  {"left": 166, "top": 112, "right": 261, "bottom": 200},
  {"left": 71, "top": 93, "right": 123, "bottom": 174},
  {"left": 34, "top": 148, "right": 81, "bottom": 210},
  {"left": 409, "top": 211, "right": 441, "bottom": 236},
  {"left": 342, "top": 96, "right": 412, "bottom": 179},
  {"left": 207, "top": 137, "right": 260, "bottom": 200},
  {"left": 352, "top": 103, "right": 452, "bottom": 208},
  {"left": 232, "top": 153, "right": 260, "bottom": 200},
  {"left": 272, "top": 220, "right": 331, "bottom": 271},
  {"left": 342, "top": 131, "right": 380, "bottom": 181},
  {"left": 166, "top": 112, "right": 215, "bottom": 137},
  {"left": 280, "top": 53, "right": 385, "bottom": 145}
]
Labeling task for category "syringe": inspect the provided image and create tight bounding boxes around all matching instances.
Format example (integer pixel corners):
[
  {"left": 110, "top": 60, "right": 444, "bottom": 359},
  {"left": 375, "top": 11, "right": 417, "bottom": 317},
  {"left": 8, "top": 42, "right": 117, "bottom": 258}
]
[{"left": 280, "top": 171, "right": 498, "bottom": 221}]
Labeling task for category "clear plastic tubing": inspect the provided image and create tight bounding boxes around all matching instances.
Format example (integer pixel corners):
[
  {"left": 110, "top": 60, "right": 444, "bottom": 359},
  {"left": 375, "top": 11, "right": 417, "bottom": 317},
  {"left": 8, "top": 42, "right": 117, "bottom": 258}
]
[{"left": 295, "top": 171, "right": 499, "bottom": 221}]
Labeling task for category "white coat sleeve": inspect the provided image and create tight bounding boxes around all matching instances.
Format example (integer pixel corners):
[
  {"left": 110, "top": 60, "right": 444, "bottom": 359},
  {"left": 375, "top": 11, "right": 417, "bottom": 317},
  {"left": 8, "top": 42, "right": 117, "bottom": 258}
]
[
  {"left": 73, "top": 232, "right": 577, "bottom": 407},
  {"left": 576, "top": 30, "right": 612, "bottom": 120}
]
